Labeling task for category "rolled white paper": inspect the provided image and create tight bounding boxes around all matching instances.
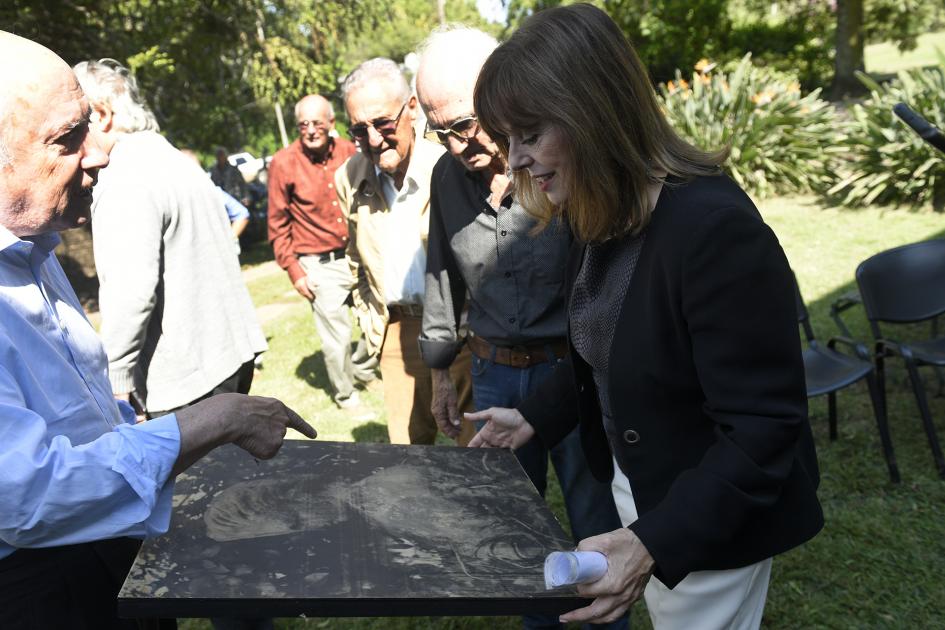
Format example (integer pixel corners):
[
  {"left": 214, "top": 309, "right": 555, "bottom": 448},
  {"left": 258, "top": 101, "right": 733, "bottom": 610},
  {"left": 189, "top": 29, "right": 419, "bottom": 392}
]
[{"left": 544, "top": 551, "right": 608, "bottom": 589}]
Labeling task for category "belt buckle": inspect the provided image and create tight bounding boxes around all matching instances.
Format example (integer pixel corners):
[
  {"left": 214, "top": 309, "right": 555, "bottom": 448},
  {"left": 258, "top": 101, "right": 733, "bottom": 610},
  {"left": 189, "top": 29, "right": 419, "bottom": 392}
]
[{"left": 510, "top": 348, "right": 531, "bottom": 369}]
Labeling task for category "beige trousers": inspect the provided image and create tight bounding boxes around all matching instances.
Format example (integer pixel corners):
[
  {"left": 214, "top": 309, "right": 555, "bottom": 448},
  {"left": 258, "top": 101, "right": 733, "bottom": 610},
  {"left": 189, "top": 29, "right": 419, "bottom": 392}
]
[
  {"left": 379, "top": 314, "right": 475, "bottom": 445},
  {"left": 610, "top": 458, "right": 772, "bottom": 630}
]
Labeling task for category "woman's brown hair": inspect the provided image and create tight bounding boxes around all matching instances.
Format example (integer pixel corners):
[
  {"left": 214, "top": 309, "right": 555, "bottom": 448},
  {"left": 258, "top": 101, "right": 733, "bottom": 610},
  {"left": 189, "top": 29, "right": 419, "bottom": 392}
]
[{"left": 474, "top": 3, "right": 727, "bottom": 242}]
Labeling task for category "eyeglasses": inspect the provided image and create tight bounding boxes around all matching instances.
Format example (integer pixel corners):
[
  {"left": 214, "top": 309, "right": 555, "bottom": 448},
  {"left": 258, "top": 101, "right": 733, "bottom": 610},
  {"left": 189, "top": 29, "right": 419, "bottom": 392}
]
[
  {"left": 424, "top": 116, "right": 480, "bottom": 145},
  {"left": 347, "top": 102, "right": 408, "bottom": 141},
  {"left": 297, "top": 120, "right": 328, "bottom": 132}
]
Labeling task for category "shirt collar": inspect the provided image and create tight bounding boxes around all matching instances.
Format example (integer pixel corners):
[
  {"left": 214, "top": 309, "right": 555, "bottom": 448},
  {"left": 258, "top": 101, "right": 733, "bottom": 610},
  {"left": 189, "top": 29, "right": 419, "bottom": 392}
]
[
  {"left": 0, "top": 223, "right": 61, "bottom": 256},
  {"left": 299, "top": 137, "right": 336, "bottom": 164},
  {"left": 374, "top": 165, "right": 419, "bottom": 197}
]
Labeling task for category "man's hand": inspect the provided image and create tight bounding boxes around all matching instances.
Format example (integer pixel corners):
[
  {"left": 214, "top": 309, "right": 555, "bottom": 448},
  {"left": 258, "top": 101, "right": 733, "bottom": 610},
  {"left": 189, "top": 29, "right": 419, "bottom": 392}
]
[
  {"left": 172, "top": 393, "right": 316, "bottom": 475},
  {"left": 431, "top": 368, "right": 461, "bottom": 438},
  {"left": 465, "top": 407, "right": 535, "bottom": 449},
  {"left": 294, "top": 276, "right": 315, "bottom": 301},
  {"left": 559, "top": 528, "right": 655, "bottom": 625}
]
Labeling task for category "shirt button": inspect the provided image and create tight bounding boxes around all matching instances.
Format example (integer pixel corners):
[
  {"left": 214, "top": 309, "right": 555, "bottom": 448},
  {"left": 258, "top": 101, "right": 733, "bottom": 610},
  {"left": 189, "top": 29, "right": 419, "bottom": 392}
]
[
  {"left": 508, "top": 317, "right": 515, "bottom": 324},
  {"left": 504, "top": 272, "right": 511, "bottom": 278},
  {"left": 59, "top": 319, "right": 67, "bottom": 330},
  {"left": 623, "top": 429, "right": 641, "bottom": 445},
  {"left": 337, "top": 217, "right": 342, "bottom": 223},
  {"left": 329, "top": 183, "right": 334, "bottom": 188},
  {"left": 332, "top": 201, "right": 338, "bottom": 206},
  {"left": 500, "top": 230, "right": 507, "bottom": 236}
]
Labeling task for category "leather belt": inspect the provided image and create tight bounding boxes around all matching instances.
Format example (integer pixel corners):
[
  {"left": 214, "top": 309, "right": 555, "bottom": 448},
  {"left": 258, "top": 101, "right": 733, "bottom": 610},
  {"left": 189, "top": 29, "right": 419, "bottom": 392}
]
[
  {"left": 316, "top": 247, "right": 347, "bottom": 263},
  {"left": 468, "top": 335, "right": 568, "bottom": 369},
  {"left": 388, "top": 303, "right": 424, "bottom": 321}
]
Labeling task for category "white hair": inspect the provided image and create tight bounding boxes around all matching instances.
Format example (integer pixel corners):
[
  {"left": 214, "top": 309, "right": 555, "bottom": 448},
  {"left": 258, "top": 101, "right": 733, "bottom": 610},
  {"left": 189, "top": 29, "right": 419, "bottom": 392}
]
[
  {"left": 417, "top": 25, "right": 498, "bottom": 69},
  {"left": 341, "top": 58, "right": 410, "bottom": 104},
  {"left": 293, "top": 96, "right": 334, "bottom": 121},
  {"left": 73, "top": 59, "right": 160, "bottom": 134}
]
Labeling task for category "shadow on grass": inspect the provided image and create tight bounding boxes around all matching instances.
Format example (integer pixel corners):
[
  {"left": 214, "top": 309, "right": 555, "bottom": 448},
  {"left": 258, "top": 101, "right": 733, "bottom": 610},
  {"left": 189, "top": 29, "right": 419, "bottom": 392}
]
[
  {"left": 295, "top": 350, "right": 332, "bottom": 396},
  {"left": 351, "top": 422, "right": 391, "bottom": 443}
]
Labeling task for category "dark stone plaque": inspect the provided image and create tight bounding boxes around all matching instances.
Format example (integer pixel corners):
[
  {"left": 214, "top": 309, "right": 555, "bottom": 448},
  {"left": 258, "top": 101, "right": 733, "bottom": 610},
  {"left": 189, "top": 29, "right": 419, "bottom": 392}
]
[{"left": 118, "top": 441, "right": 588, "bottom": 618}]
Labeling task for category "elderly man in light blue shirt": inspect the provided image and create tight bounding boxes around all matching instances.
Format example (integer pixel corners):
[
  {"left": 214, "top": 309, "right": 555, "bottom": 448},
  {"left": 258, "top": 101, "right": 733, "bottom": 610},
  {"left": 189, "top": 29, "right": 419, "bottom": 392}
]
[{"left": 0, "top": 31, "right": 315, "bottom": 629}]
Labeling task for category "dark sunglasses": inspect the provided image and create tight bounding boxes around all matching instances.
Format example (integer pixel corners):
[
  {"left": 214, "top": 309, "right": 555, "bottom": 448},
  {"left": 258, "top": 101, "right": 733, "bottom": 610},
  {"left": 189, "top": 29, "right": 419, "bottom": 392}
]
[
  {"left": 424, "top": 116, "right": 480, "bottom": 145},
  {"left": 347, "top": 102, "right": 408, "bottom": 141}
]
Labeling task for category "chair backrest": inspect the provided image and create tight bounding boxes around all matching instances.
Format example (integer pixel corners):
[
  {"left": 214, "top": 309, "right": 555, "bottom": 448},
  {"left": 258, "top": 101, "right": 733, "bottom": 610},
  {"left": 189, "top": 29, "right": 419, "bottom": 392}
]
[
  {"left": 792, "top": 271, "right": 816, "bottom": 343},
  {"left": 855, "top": 239, "right": 945, "bottom": 327}
]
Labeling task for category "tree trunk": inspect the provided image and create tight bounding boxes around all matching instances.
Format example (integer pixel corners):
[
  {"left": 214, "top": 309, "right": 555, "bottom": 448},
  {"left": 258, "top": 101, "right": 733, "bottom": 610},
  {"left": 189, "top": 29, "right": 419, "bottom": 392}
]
[{"left": 830, "top": 0, "right": 868, "bottom": 99}]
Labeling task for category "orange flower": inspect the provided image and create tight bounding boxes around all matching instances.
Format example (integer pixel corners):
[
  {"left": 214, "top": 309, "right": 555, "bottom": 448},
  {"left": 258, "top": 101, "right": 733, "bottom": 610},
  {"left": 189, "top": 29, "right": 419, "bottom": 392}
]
[
  {"left": 751, "top": 90, "right": 774, "bottom": 106},
  {"left": 694, "top": 58, "right": 716, "bottom": 74}
]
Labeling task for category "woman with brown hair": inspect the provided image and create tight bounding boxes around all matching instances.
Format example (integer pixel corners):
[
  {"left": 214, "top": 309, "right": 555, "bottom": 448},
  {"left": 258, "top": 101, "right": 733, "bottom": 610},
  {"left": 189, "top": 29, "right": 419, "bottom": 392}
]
[{"left": 465, "top": 4, "right": 823, "bottom": 629}]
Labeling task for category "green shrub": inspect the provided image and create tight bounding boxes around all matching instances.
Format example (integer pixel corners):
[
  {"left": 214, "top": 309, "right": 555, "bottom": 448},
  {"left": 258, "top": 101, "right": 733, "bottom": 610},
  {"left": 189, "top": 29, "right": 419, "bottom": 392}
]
[
  {"left": 829, "top": 52, "right": 945, "bottom": 210},
  {"left": 726, "top": 2, "right": 835, "bottom": 91},
  {"left": 659, "top": 54, "right": 842, "bottom": 198}
]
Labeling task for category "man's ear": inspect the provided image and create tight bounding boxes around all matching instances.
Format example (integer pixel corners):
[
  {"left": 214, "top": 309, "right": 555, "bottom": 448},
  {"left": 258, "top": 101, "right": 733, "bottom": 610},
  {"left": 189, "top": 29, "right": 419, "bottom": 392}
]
[
  {"left": 407, "top": 95, "right": 418, "bottom": 122},
  {"left": 90, "top": 104, "right": 114, "bottom": 133}
]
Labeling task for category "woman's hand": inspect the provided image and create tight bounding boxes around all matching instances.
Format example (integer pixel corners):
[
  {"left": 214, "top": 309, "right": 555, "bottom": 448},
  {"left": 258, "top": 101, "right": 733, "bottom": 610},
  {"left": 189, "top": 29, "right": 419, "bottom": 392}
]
[
  {"left": 465, "top": 407, "right": 535, "bottom": 449},
  {"left": 560, "top": 528, "right": 655, "bottom": 625}
]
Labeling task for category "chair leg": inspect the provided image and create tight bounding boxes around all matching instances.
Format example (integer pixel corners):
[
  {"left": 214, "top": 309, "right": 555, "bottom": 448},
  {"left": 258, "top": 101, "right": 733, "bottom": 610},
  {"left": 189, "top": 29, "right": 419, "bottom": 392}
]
[
  {"left": 904, "top": 359, "right": 945, "bottom": 479},
  {"left": 875, "top": 354, "right": 887, "bottom": 420},
  {"left": 827, "top": 392, "right": 838, "bottom": 441},
  {"left": 864, "top": 373, "right": 900, "bottom": 483}
]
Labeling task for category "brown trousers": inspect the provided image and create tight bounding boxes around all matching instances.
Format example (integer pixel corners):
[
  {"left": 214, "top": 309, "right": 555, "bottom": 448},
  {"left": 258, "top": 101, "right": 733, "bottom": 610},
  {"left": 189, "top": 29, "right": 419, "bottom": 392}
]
[{"left": 379, "top": 314, "right": 474, "bottom": 445}]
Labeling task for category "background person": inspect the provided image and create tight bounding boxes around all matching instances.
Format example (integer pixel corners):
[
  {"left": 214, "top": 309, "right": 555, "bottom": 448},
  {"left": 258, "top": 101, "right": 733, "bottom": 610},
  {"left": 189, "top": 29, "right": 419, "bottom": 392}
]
[
  {"left": 73, "top": 59, "right": 268, "bottom": 417},
  {"left": 467, "top": 5, "right": 823, "bottom": 629},
  {"left": 336, "top": 57, "right": 474, "bottom": 445},
  {"left": 268, "top": 94, "right": 376, "bottom": 411},
  {"left": 211, "top": 145, "right": 250, "bottom": 207},
  {"left": 0, "top": 31, "right": 315, "bottom": 630},
  {"left": 415, "top": 26, "right": 626, "bottom": 630}
]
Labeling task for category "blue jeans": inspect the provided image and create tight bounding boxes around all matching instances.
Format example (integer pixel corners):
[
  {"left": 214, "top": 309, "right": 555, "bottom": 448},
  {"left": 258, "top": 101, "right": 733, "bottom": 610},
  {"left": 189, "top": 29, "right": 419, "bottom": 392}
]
[{"left": 471, "top": 352, "right": 629, "bottom": 630}]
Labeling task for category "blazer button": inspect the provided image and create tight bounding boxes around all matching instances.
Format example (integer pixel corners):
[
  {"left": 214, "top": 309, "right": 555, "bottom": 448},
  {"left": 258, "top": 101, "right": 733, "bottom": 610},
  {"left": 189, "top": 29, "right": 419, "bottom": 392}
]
[{"left": 623, "top": 429, "right": 640, "bottom": 445}]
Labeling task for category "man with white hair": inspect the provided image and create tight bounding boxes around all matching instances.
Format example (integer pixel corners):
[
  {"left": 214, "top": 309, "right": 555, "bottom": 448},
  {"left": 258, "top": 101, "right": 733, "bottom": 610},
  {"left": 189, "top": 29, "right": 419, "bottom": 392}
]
[
  {"left": 72, "top": 59, "right": 268, "bottom": 417},
  {"left": 0, "top": 32, "right": 315, "bottom": 628},
  {"left": 268, "top": 94, "right": 375, "bottom": 411},
  {"left": 415, "top": 28, "right": 627, "bottom": 630},
  {"left": 336, "top": 57, "right": 474, "bottom": 445}
]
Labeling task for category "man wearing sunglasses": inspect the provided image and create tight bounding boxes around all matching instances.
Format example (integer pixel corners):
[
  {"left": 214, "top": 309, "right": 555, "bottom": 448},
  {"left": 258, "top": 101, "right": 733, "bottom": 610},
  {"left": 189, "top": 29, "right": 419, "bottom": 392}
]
[
  {"left": 335, "top": 57, "right": 474, "bottom": 446},
  {"left": 415, "top": 28, "right": 627, "bottom": 630},
  {"left": 268, "top": 94, "right": 376, "bottom": 412}
]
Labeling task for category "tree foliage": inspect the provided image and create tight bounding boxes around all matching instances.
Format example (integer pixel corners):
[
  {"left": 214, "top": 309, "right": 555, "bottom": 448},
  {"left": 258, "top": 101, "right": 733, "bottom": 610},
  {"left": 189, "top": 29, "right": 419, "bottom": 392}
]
[{"left": 2, "top": 0, "right": 491, "bottom": 154}]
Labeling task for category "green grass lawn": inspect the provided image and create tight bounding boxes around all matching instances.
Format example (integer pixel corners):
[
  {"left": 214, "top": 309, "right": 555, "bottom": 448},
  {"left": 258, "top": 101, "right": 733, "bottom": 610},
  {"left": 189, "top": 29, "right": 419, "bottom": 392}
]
[
  {"left": 865, "top": 29, "right": 945, "bottom": 75},
  {"left": 182, "top": 196, "right": 945, "bottom": 629}
]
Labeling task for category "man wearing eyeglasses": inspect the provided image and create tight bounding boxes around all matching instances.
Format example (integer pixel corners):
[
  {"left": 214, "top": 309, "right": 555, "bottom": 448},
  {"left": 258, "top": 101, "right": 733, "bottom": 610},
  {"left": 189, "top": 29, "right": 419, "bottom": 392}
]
[
  {"left": 335, "top": 57, "right": 474, "bottom": 446},
  {"left": 268, "top": 94, "right": 376, "bottom": 411},
  {"left": 415, "top": 28, "right": 627, "bottom": 630}
]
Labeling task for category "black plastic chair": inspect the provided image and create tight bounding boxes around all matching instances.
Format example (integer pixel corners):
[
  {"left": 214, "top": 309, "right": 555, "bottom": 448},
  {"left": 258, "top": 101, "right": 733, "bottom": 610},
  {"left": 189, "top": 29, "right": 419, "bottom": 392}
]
[
  {"left": 795, "top": 277, "right": 900, "bottom": 482},
  {"left": 856, "top": 239, "right": 945, "bottom": 479}
]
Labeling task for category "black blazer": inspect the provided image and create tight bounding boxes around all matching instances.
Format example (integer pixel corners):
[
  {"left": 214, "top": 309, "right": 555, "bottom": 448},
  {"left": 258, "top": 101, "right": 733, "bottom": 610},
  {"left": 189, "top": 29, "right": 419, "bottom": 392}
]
[{"left": 519, "top": 174, "right": 823, "bottom": 588}]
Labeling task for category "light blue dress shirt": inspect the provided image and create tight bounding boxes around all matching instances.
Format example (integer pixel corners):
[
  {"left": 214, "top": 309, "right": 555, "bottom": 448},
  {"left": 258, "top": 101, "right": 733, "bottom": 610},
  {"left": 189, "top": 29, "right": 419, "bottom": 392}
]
[
  {"left": 0, "top": 226, "right": 180, "bottom": 560},
  {"left": 219, "top": 187, "right": 250, "bottom": 223}
]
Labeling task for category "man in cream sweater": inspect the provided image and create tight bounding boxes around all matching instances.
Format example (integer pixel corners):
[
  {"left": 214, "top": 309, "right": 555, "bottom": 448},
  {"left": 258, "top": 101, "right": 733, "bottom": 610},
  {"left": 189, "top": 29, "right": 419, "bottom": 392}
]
[{"left": 74, "top": 59, "right": 267, "bottom": 416}]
